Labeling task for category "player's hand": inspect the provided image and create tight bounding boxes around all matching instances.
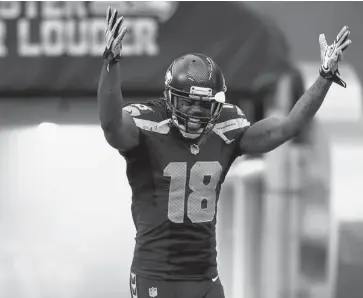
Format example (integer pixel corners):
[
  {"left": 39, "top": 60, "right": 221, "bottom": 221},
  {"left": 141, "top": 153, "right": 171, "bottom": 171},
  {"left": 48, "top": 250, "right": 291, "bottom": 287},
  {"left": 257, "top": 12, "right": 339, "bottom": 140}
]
[
  {"left": 103, "top": 7, "right": 127, "bottom": 66},
  {"left": 319, "top": 26, "right": 351, "bottom": 88}
]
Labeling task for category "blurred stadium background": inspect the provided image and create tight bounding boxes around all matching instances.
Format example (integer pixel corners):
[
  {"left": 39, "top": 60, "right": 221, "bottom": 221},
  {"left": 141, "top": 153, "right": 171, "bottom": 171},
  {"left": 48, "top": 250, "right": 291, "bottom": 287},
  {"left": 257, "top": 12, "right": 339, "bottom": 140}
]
[{"left": 0, "top": 2, "right": 362, "bottom": 298}]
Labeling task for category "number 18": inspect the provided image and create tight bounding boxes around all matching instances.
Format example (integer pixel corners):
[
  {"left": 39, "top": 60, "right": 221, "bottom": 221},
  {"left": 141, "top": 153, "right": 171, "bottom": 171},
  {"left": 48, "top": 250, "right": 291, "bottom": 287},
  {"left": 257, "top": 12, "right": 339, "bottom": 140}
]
[{"left": 163, "top": 161, "right": 222, "bottom": 223}]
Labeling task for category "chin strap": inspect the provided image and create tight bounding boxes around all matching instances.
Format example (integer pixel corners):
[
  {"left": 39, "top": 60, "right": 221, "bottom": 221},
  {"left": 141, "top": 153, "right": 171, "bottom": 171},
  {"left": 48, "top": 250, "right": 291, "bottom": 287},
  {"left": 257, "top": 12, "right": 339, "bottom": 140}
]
[
  {"left": 171, "top": 115, "right": 202, "bottom": 139},
  {"left": 180, "top": 130, "right": 201, "bottom": 139}
]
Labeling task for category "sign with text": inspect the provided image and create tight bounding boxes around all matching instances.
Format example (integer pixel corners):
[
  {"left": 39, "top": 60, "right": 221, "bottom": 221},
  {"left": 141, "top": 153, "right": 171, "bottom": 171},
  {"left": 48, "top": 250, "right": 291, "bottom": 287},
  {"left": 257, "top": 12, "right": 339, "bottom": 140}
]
[{"left": 0, "top": 1, "right": 290, "bottom": 97}]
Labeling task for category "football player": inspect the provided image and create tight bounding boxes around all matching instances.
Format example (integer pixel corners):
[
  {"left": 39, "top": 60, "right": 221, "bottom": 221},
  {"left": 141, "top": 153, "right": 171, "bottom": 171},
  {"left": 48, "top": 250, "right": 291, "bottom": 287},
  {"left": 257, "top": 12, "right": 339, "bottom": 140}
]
[{"left": 98, "top": 7, "right": 351, "bottom": 298}]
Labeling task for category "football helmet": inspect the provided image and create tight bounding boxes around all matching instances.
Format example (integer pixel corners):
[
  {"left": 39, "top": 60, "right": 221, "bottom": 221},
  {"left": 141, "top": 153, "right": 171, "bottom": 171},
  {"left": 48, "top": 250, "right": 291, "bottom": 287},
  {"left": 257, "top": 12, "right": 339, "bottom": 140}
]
[{"left": 164, "top": 53, "right": 227, "bottom": 138}]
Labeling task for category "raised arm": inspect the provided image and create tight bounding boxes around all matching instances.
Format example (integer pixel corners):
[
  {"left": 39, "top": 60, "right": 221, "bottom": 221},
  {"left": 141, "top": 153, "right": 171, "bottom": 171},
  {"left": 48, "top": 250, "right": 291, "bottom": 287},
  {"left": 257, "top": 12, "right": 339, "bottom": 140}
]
[
  {"left": 239, "top": 26, "right": 352, "bottom": 155},
  {"left": 98, "top": 7, "right": 139, "bottom": 152}
]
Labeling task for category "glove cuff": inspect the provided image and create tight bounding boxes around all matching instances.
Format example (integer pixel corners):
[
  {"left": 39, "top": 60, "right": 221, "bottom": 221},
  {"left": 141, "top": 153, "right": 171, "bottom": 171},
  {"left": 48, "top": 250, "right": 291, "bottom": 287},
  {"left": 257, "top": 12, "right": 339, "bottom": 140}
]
[
  {"left": 103, "top": 47, "right": 122, "bottom": 64},
  {"left": 319, "top": 67, "right": 347, "bottom": 88}
]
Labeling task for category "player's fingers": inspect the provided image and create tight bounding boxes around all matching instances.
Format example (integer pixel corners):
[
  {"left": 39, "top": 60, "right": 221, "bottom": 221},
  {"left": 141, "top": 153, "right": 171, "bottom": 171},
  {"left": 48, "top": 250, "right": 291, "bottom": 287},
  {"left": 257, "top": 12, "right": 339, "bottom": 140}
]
[
  {"left": 114, "top": 16, "right": 124, "bottom": 37},
  {"left": 106, "top": 6, "right": 112, "bottom": 26},
  {"left": 319, "top": 34, "right": 328, "bottom": 60},
  {"left": 319, "top": 33, "right": 328, "bottom": 49},
  {"left": 336, "top": 29, "right": 350, "bottom": 46},
  {"left": 114, "top": 26, "right": 127, "bottom": 45},
  {"left": 338, "top": 39, "right": 352, "bottom": 52},
  {"left": 119, "top": 26, "right": 128, "bottom": 41},
  {"left": 110, "top": 8, "right": 118, "bottom": 29},
  {"left": 111, "top": 16, "right": 123, "bottom": 37},
  {"left": 338, "top": 49, "right": 344, "bottom": 61},
  {"left": 335, "top": 25, "right": 349, "bottom": 42},
  {"left": 332, "top": 48, "right": 341, "bottom": 61}
]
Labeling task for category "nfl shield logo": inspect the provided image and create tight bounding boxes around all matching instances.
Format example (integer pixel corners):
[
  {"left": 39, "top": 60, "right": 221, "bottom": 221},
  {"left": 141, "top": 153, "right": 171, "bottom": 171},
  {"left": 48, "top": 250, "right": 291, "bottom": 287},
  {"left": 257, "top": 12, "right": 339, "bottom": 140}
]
[
  {"left": 149, "top": 287, "right": 158, "bottom": 297},
  {"left": 190, "top": 144, "right": 199, "bottom": 155}
]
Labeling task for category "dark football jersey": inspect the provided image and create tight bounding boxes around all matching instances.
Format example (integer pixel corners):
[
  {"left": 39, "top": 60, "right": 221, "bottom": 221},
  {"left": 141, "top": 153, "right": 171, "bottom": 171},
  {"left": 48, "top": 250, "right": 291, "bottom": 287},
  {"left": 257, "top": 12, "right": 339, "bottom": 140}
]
[{"left": 120, "top": 100, "right": 250, "bottom": 280}]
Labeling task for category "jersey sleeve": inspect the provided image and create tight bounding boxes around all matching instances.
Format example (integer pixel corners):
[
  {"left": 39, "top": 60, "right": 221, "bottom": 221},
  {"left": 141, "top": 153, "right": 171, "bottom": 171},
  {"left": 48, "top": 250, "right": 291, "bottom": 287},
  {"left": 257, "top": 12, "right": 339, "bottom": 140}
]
[
  {"left": 122, "top": 103, "right": 157, "bottom": 121},
  {"left": 118, "top": 103, "right": 156, "bottom": 156},
  {"left": 120, "top": 102, "right": 170, "bottom": 156}
]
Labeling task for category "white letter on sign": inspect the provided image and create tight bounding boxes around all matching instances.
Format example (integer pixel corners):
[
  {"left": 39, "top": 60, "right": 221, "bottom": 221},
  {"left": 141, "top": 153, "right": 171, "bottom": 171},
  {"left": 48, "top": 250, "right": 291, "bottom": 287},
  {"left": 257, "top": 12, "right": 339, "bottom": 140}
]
[
  {"left": 18, "top": 19, "right": 41, "bottom": 56},
  {"left": 41, "top": 20, "right": 64, "bottom": 56}
]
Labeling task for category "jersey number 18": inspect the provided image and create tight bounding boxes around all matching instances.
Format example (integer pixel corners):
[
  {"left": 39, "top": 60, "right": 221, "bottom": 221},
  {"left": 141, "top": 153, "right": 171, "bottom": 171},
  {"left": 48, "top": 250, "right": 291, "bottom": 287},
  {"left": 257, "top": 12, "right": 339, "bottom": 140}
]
[{"left": 163, "top": 161, "right": 222, "bottom": 223}]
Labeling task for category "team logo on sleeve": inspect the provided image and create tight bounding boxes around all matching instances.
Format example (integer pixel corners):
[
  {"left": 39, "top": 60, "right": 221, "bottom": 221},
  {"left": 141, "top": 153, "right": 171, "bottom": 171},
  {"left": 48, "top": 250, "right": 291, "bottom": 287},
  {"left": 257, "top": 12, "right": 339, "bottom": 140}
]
[
  {"left": 123, "top": 105, "right": 141, "bottom": 116},
  {"left": 123, "top": 104, "right": 153, "bottom": 117}
]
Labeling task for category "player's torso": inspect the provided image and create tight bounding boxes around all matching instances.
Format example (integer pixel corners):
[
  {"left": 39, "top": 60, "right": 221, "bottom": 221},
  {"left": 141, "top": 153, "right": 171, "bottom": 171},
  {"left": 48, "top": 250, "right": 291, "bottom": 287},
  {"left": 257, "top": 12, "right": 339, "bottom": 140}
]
[{"left": 122, "top": 102, "right": 249, "bottom": 280}]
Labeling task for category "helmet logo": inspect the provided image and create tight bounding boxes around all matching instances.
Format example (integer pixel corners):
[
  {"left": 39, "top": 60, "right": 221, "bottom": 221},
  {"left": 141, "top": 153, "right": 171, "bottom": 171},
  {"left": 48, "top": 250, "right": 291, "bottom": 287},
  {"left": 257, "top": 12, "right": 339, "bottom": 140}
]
[{"left": 165, "top": 70, "right": 172, "bottom": 85}]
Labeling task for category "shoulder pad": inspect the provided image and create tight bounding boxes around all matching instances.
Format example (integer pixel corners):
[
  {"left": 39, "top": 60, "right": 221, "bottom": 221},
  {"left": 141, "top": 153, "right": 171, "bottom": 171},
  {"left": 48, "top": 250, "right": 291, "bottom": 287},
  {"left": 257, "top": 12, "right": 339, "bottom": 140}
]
[
  {"left": 123, "top": 103, "right": 165, "bottom": 122},
  {"left": 213, "top": 103, "right": 250, "bottom": 144},
  {"left": 217, "top": 103, "right": 249, "bottom": 123},
  {"left": 123, "top": 103, "right": 170, "bottom": 134}
]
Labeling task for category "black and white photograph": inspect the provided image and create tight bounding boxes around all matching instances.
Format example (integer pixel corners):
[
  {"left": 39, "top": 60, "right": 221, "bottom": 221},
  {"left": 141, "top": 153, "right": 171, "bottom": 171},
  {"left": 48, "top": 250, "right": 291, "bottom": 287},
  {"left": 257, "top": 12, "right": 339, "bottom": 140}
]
[{"left": 0, "top": 1, "right": 362, "bottom": 298}]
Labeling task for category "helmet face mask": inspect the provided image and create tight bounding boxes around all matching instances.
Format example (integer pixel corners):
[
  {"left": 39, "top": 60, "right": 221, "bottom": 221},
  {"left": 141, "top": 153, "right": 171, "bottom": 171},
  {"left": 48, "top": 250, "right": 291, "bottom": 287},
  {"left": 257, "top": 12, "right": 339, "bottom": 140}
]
[
  {"left": 164, "top": 53, "right": 226, "bottom": 139},
  {"left": 166, "top": 91, "right": 222, "bottom": 138}
]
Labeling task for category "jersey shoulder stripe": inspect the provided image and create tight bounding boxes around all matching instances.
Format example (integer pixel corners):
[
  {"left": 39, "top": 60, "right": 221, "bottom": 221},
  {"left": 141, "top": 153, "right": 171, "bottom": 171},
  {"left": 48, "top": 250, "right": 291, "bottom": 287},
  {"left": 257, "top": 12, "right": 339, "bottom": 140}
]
[
  {"left": 217, "top": 103, "right": 249, "bottom": 122},
  {"left": 123, "top": 103, "right": 157, "bottom": 120},
  {"left": 123, "top": 103, "right": 171, "bottom": 134},
  {"left": 213, "top": 103, "right": 250, "bottom": 144},
  {"left": 133, "top": 118, "right": 171, "bottom": 134}
]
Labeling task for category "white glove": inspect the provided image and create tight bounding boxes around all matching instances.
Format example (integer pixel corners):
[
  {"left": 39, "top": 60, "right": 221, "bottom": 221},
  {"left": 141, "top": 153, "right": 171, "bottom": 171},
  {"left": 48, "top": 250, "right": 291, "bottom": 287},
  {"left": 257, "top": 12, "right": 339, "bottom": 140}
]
[
  {"left": 319, "top": 26, "right": 351, "bottom": 88},
  {"left": 103, "top": 7, "right": 127, "bottom": 66}
]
